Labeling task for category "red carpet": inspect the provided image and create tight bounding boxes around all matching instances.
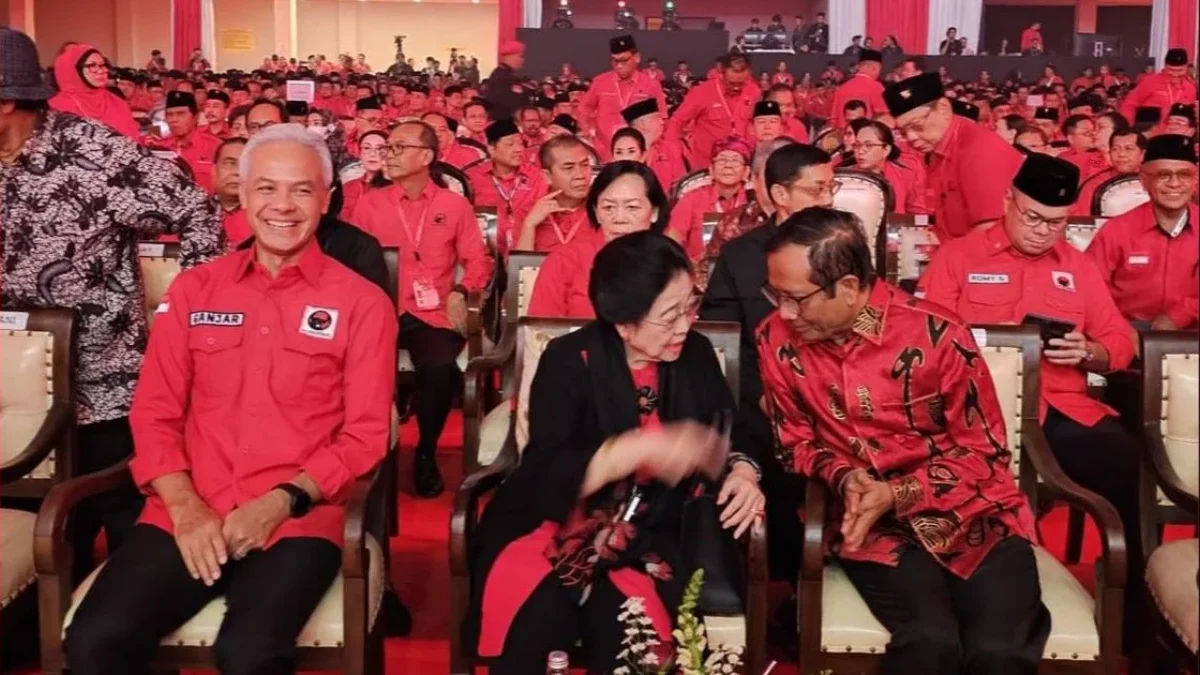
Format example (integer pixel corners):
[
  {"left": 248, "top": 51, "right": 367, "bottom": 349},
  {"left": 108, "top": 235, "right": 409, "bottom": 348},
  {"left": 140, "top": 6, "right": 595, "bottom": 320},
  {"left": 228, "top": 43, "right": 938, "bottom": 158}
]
[{"left": 7, "top": 410, "right": 1187, "bottom": 674}]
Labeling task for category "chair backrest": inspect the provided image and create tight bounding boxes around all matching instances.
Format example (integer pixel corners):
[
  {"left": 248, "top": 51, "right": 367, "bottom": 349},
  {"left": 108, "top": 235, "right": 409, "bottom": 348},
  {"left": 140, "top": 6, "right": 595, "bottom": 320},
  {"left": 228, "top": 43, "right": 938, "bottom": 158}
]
[
  {"left": 1094, "top": 174, "right": 1149, "bottom": 218},
  {"left": 339, "top": 161, "right": 366, "bottom": 185},
  {"left": 1140, "top": 332, "right": 1200, "bottom": 505},
  {"left": 435, "top": 162, "right": 474, "bottom": 204},
  {"left": 833, "top": 169, "right": 894, "bottom": 264},
  {"left": 969, "top": 326, "right": 1042, "bottom": 495},
  {"left": 382, "top": 247, "right": 399, "bottom": 307},
  {"left": 881, "top": 221, "right": 940, "bottom": 286},
  {"left": 702, "top": 212, "right": 722, "bottom": 249},
  {"left": 814, "top": 127, "right": 840, "bottom": 154},
  {"left": 673, "top": 169, "right": 713, "bottom": 202},
  {"left": 138, "top": 242, "right": 182, "bottom": 329},
  {"left": 1064, "top": 216, "right": 1108, "bottom": 252},
  {"left": 458, "top": 137, "right": 491, "bottom": 165},
  {"left": 512, "top": 317, "right": 741, "bottom": 454},
  {"left": 476, "top": 206, "right": 500, "bottom": 255},
  {"left": 0, "top": 308, "right": 75, "bottom": 480},
  {"left": 504, "top": 251, "right": 549, "bottom": 324}
]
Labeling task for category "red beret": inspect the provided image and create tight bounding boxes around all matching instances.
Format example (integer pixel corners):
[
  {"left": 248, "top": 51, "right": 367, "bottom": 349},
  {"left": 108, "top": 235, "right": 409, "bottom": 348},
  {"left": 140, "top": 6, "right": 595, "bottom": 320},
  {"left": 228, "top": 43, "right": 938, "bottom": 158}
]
[{"left": 499, "top": 41, "right": 526, "bottom": 57}]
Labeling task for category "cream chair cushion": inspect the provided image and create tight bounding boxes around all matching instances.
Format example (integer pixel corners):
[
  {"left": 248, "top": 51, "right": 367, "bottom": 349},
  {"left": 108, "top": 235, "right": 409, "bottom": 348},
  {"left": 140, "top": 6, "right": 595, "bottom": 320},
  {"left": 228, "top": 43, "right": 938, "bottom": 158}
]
[
  {"left": 1098, "top": 178, "right": 1150, "bottom": 218},
  {"left": 139, "top": 253, "right": 182, "bottom": 329},
  {"left": 477, "top": 403, "right": 512, "bottom": 467},
  {"left": 819, "top": 546, "right": 1099, "bottom": 659},
  {"left": 1, "top": 509, "right": 37, "bottom": 609},
  {"left": 896, "top": 227, "right": 939, "bottom": 282},
  {"left": 833, "top": 174, "right": 888, "bottom": 259},
  {"left": 980, "top": 347, "right": 1022, "bottom": 472},
  {"left": 1146, "top": 538, "right": 1199, "bottom": 653},
  {"left": 704, "top": 615, "right": 746, "bottom": 651},
  {"left": 514, "top": 326, "right": 561, "bottom": 454},
  {"left": 63, "top": 535, "right": 386, "bottom": 647},
  {"left": 1064, "top": 220, "right": 1106, "bottom": 252},
  {"left": 1, "top": 330, "right": 56, "bottom": 478},
  {"left": 1162, "top": 355, "right": 1200, "bottom": 501},
  {"left": 517, "top": 265, "right": 541, "bottom": 318}
]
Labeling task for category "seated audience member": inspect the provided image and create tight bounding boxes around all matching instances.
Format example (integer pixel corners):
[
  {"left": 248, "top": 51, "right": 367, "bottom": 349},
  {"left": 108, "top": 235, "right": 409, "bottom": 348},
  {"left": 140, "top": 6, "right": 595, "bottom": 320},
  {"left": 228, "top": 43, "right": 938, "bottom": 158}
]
[
  {"left": 1074, "top": 129, "right": 1145, "bottom": 215},
  {"left": 212, "top": 137, "right": 251, "bottom": 245},
  {"left": 995, "top": 113, "right": 1028, "bottom": 145},
  {"left": 766, "top": 83, "right": 810, "bottom": 143},
  {"left": 546, "top": 113, "right": 580, "bottom": 138},
  {"left": 751, "top": 100, "right": 786, "bottom": 146},
  {"left": 621, "top": 98, "right": 688, "bottom": 195},
  {"left": 611, "top": 127, "right": 647, "bottom": 163},
  {"left": 49, "top": 43, "right": 140, "bottom": 138},
  {"left": 352, "top": 121, "right": 495, "bottom": 498},
  {"left": 852, "top": 120, "right": 929, "bottom": 214},
  {"left": 1087, "top": 134, "right": 1199, "bottom": 329},
  {"left": 1014, "top": 127, "right": 1051, "bottom": 155},
  {"left": 759, "top": 207, "right": 1047, "bottom": 675},
  {"left": 1032, "top": 106, "right": 1060, "bottom": 140},
  {"left": 340, "top": 129, "right": 390, "bottom": 223},
  {"left": 1057, "top": 114, "right": 1107, "bottom": 184},
  {"left": 63, "top": 124, "right": 398, "bottom": 675},
  {"left": 842, "top": 99, "right": 868, "bottom": 127},
  {"left": 1163, "top": 102, "right": 1197, "bottom": 137},
  {"left": 468, "top": 119, "right": 546, "bottom": 256},
  {"left": 1091, "top": 111, "right": 1126, "bottom": 162},
  {"left": 203, "top": 90, "right": 231, "bottom": 138},
  {"left": 508, "top": 135, "right": 594, "bottom": 253},
  {"left": 467, "top": 231, "right": 764, "bottom": 674},
  {"left": 150, "top": 90, "right": 222, "bottom": 191},
  {"left": 528, "top": 161, "right": 670, "bottom": 318},
  {"left": 424, "top": 111, "right": 481, "bottom": 169},
  {"left": 919, "top": 153, "right": 1143, "bottom": 644},
  {"left": 667, "top": 136, "right": 752, "bottom": 262},
  {"left": 701, "top": 144, "right": 835, "bottom": 583},
  {"left": 228, "top": 104, "right": 250, "bottom": 139}
]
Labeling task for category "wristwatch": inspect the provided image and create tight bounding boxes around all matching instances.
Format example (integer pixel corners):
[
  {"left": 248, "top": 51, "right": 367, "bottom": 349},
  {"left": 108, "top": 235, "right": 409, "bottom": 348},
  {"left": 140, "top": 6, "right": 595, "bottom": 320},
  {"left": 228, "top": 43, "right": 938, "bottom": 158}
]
[{"left": 275, "top": 483, "right": 313, "bottom": 518}]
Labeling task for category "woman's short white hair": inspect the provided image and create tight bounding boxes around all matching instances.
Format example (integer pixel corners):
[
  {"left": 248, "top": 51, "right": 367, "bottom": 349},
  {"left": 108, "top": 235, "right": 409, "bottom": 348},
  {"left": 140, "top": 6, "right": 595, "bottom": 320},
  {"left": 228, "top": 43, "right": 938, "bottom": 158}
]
[{"left": 239, "top": 123, "right": 334, "bottom": 188}]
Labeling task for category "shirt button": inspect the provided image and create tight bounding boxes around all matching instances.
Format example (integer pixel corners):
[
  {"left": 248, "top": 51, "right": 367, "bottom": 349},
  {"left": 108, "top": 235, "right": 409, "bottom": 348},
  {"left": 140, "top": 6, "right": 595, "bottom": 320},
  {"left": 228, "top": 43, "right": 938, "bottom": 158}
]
[
  {"left": 240, "top": 446, "right": 249, "bottom": 454},
  {"left": 260, "top": 327, "right": 270, "bottom": 335}
]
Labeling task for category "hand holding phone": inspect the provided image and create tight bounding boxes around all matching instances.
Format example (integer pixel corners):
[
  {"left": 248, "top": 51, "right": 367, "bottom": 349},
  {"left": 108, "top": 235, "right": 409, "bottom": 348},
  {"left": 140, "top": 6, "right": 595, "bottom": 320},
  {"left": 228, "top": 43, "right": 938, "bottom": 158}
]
[{"left": 1022, "top": 313, "right": 1075, "bottom": 350}]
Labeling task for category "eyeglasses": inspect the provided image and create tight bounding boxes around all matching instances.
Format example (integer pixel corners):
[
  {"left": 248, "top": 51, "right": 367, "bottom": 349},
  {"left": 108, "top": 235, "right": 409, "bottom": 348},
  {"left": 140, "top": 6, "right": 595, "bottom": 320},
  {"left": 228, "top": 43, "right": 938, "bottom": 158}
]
[
  {"left": 642, "top": 297, "right": 702, "bottom": 329},
  {"left": 1143, "top": 168, "right": 1198, "bottom": 185},
  {"left": 761, "top": 282, "right": 829, "bottom": 313},
  {"left": 854, "top": 142, "right": 889, "bottom": 151},
  {"left": 247, "top": 120, "right": 278, "bottom": 133},
  {"left": 896, "top": 107, "right": 935, "bottom": 136},
  {"left": 1012, "top": 200, "right": 1069, "bottom": 231},
  {"left": 386, "top": 143, "right": 432, "bottom": 155},
  {"left": 790, "top": 180, "right": 841, "bottom": 199},
  {"left": 83, "top": 62, "right": 108, "bottom": 72}
]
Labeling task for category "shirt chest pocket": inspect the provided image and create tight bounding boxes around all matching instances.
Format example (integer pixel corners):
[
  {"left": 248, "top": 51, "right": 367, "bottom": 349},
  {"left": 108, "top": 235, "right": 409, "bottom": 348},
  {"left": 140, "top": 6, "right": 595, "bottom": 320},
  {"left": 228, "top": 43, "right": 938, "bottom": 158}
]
[
  {"left": 964, "top": 276, "right": 1020, "bottom": 308},
  {"left": 271, "top": 332, "right": 344, "bottom": 403},
  {"left": 189, "top": 328, "right": 245, "bottom": 402},
  {"left": 1043, "top": 291, "right": 1086, "bottom": 328}
]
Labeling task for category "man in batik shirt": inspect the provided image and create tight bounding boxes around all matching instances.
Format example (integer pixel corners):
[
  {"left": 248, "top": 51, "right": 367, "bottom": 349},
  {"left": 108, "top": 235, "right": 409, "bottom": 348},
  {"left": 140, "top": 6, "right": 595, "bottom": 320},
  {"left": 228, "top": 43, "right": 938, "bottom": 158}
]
[
  {"left": 757, "top": 207, "right": 1048, "bottom": 675},
  {"left": 0, "top": 28, "right": 222, "bottom": 566}
]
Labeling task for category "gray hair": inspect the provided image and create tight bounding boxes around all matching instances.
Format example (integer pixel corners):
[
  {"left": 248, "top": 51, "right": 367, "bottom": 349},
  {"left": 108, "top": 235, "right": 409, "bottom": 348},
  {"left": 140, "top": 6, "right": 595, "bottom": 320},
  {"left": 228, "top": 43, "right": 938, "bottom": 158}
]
[
  {"left": 753, "top": 137, "right": 797, "bottom": 175},
  {"left": 239, "top": 123, "right": 334, "bottom": 188}
]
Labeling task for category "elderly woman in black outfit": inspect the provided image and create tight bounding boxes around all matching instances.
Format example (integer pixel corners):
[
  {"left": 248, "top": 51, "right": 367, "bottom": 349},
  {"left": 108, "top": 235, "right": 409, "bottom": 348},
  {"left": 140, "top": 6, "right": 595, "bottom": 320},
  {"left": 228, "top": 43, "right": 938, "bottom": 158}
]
[{"left": 466, "top": 232, "right": 766, "bottom": 673}]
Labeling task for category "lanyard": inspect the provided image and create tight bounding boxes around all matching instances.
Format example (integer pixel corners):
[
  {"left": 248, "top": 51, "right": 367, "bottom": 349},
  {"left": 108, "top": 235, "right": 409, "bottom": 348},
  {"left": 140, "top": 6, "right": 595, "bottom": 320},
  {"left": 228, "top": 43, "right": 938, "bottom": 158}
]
[
  {"left": 397, "top": 200, "right": 429, "bottom": 263},
  {"left": 614, "top": 73, "right": 638, "bottom": 110},
  {"left": 713, "top": 84, "right": 737, "bottom": 132},
  {"left": 549, "top": 209, "right": 585, "bottom": 245},
  {"left": 714, "top": 190, "right": 744, "bottom": 213},
  {"left": 491, "top": 174, "right": 517, "bottom": 214}
]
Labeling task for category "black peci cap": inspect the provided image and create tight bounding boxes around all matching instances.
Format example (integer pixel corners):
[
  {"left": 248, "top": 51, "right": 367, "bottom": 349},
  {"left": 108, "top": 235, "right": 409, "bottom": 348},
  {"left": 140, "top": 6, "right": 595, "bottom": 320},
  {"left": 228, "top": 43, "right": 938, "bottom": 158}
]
[
  {"left": 1012, "top": 153, "right": 1080, "bottom": 207},
  {"left": 753, "top": 100, "right": 782, "bottom": 118},
  {"left": 485, "top": 118, "right": 520, "bottom": 144},
  {"left": 884, "top": 73, "right": 944, "bottom": 117},
  {"left": 1143, "top": 134, "right": 1196, "bottom": 163},
  {"left": 165, "top": 90, "right": 197, "bottom": 112},
  {"left": 621, "top": 98, "right": 659, "bottom": 123},
  {"left": 950, "top": 99, "right": 979, "bottom": 121},
  {"left": 610, "top": 34, "right": 637, "bottom": 54},
  {"left": 550, "top": 114, "right": 579, "bottom": 134}
]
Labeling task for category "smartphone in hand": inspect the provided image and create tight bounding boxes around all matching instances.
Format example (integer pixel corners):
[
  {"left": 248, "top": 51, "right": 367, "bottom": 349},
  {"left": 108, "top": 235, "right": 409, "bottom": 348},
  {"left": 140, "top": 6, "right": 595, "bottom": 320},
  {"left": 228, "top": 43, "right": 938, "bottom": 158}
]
[{"left": 1022, "top": 313, "right": 1076, "bottom": 350}]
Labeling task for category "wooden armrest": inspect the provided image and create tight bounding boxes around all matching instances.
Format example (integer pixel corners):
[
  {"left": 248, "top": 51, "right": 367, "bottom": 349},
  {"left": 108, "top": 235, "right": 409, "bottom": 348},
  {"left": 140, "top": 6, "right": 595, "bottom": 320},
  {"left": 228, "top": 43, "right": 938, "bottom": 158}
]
[
  {"left": 462, "top": 328, "right": 517, "bottom": 420},
  {"left": 341, "top": 467, "right": 383, "bottom": 580},
  {"left": 800, "top": 477, "right": 830, "bottom": 584},
  {"left": 34, "top": 460, "right": 134, "bottom": 572},
  {"left": 449, "top": 459, "right": 515, "bottom": 580},
  {"left": 1144, "top": 427, "right": 1200, "bottom": 515},
  {"left": 465, "top": 290, "right": 484, "bottom": 358},
  {"left": 1021, "top": 427, "right": 1127, "bottom": 587},
  {"left": 1, "top": 401, "right": 71, "bottom": 483}
]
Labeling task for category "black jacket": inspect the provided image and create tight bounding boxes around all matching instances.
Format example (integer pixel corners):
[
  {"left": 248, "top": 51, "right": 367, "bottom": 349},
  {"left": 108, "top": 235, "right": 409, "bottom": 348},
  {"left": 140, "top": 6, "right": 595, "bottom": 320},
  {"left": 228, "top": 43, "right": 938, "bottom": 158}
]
[{"left": 483, "top": 64, "right": 522, "bottom": 121}]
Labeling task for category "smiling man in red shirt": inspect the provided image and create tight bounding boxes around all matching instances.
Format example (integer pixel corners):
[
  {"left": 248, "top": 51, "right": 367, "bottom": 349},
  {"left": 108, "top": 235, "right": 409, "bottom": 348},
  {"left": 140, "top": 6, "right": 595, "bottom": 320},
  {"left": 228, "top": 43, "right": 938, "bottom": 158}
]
[
  {"left": 759, "top": 207, "right": 1045, "bottom": 675},
  {"left": 64, "top": 124, "right": 397, "bottom": 675}
]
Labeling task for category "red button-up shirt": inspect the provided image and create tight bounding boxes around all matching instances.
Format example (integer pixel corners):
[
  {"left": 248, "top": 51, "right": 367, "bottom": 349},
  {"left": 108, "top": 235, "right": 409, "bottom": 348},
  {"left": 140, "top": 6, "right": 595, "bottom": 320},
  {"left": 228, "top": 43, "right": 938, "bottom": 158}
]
[
  {"left": 151, "top": 129, "right": 223, "bottom": 193},
  {"left": 667, "top": 183, "right": 748, "bottom": 261},
  {"left": 784, "top": 117, "right": 811, "bottom": 144},
  {"left": 526, "top": 227, "right": 605, "bottom": 319},
  {"left": 666, "top": 79, "right": 760, "bottom": 170},
  {"left": 646, "top": 137, "right": 689, "bottom": 195},
  {"left": 880, "top": 160, "right": 931, "bottom": 215},
  {"left": 925, "top": 116, "right": 1025, "bottom": 241},
  {"left": 129, "top": 242, "right": 398, "bottom": 549},
  {"left": 1073, "top": 167, "right": 1121, "bottom": 216},
  {"left": 757, "top": 282, "right": 1037, "bottom": 579},
  {"left": 350, "top": 180, "right": 495, "bottom": 329},
  {"left": 829, "top": 73, "right": 888, "bottom": 129},
  {"left": 506, "top": 199, "right": 590, "bottom": 255},
  {"left": 919, "top": 223, "right": 1136, "bottom": 426},
  {"left": 1057, "top": 149, "right": 1109, "bottom": 186},
  {"left": 441, "top": 140, "right": 487, "bottom": 170},
  {"left": 577, "top": 70, "right": 668, "bottom": 161},
  {"left": 1120, "top": 73, "right": 1198, "bottom": 126},
  {"left": 1086, "top": 201, "right": 1199, "bottom": 328},
  {"left": 467, "top": 162, "right": 547, "bottom": 257},
  {"left": 222, "top": 208, "right": 251, "bottom": 247}
]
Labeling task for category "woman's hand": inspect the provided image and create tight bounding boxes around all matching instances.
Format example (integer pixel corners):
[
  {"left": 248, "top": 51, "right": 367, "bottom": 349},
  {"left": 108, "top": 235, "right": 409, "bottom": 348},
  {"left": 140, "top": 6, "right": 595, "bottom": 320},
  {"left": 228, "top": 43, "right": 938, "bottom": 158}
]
[
  {"left": 636, "top": 421, "right": 729, "bottom": 486},
  {"left": 717, "top": 463, "right": 764, "bottom": 538}
]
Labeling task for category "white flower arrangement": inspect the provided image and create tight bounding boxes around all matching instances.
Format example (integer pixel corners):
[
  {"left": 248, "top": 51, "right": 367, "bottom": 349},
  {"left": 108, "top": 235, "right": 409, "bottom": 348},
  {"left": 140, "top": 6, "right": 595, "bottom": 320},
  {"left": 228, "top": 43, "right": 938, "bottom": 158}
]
[{"left": 615, "top": 569, "right": 745, "bottom": 675}]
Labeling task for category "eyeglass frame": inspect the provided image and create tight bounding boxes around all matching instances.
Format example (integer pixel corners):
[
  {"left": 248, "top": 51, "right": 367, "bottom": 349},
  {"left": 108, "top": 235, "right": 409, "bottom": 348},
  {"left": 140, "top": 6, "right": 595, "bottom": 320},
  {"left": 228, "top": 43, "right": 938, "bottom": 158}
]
[
  {"left": 639, "top": 296, "right": 702, "bottom": 330},
  {"left": 1011, "top": 197, "right": 1070, "bottom": 232},
  {"left": 761, "top": 281, "right": 831, "bottom": 313},
  {"left": 386, "top": 143, "right": 433, "bottom": 156}
]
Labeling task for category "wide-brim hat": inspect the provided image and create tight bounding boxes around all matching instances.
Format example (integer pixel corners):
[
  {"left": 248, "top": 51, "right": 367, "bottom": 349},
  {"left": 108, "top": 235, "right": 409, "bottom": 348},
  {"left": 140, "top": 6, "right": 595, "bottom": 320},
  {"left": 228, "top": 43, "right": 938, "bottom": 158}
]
[{"left": 0, "top": 28, "right": 55, "bottom": 101}]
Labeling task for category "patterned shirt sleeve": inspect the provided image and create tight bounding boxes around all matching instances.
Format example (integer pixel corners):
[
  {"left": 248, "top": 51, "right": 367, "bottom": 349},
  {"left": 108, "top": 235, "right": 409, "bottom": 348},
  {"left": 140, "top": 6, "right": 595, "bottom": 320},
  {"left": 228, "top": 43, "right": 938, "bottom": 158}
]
[{"left": 103, "top": 130, "right": 223, "bottom": 269}]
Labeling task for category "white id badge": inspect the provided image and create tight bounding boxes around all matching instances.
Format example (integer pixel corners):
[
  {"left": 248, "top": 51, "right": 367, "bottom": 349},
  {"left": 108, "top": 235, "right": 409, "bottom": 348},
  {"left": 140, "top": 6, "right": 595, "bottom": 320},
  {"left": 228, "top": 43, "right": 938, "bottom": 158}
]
[{"left": 413, "top": 278, "right": 441, "bottom": 310}]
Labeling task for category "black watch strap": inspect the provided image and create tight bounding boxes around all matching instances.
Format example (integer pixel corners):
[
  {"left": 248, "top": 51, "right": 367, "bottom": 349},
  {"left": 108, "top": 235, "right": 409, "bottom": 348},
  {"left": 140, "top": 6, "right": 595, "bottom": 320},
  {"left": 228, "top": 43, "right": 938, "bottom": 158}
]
[{"left": 275, "top": 483, "right": 312, "bottom": 518}]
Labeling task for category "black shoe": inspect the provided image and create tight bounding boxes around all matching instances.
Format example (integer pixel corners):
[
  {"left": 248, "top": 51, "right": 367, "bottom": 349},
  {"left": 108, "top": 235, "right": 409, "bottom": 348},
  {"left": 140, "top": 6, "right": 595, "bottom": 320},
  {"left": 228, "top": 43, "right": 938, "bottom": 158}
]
[
  {"left": 381, "top": 587, "right": 413, "bottom": 637},
  {"left": 413, "top": 451, "right": 444, "bottom": 498},
  {"left": 768, "top": 593, "right": 799, "bottom": 656}
]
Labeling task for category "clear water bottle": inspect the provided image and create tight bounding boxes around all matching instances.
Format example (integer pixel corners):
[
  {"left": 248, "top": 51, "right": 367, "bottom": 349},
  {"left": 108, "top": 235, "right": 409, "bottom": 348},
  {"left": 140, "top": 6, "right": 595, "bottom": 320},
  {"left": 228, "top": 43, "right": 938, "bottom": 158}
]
[{"left": 545, "top": 649, "right": 569, "bottom": 674}]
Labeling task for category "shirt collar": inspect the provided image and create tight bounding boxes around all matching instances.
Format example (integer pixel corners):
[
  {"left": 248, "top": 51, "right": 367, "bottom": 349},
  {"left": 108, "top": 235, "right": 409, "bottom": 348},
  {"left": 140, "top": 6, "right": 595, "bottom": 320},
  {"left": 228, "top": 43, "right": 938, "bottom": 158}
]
[
  {"left": 1162, "top": 204, "right": 1195, "bottom": 238},
  {"left": 932, "top": 114, "right": 964, "bottom": 160},
  {"left": 392, "top": 178, "right": 439, "bottom": 203},
  {"left": 234, "top": 237, "right": 326, "bottom": 286},
  {"left": 849, "top": 282, "right": 891, "bottom": 346},
  {"left": 981, "top": 220, "right": 1068, "bottom": 262}
]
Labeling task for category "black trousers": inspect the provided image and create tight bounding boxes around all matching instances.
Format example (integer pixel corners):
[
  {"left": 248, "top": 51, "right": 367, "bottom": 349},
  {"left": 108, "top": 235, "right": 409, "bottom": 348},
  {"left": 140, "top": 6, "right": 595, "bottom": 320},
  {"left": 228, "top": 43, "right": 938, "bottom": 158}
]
[
  {"left": 398, "top": 314, "right": 465, "bottom": 458},
  {"left": 490, "top": 573, "right": 658, "bottom": 675},
  {"left": 65, "top": 524, "right": 341, "bottom": 675},
  {"left": 74, "top": 417, "right": 144, "bottom": 577},
  {"left": 840, "top": 537, "right": 1050, "bottom": 675},
  {"left": 1042, "top": 406, "right": 1143, "bottom": 642},
  {"left": 740, "top": 404, "right": 804, "bottom": 583}
]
